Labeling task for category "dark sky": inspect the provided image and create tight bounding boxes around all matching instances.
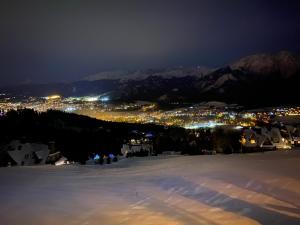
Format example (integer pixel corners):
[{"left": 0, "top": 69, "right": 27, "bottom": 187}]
[{"left": 1, "top": 0, "right": 300, "bottom": 85}]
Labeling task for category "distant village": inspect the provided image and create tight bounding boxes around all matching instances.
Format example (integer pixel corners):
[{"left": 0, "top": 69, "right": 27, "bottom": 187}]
[
  {"left": 0, "top": 98, "right": 299, "bottom": 167},
  {"left": 1, "top": 93, "right": 300, "bottom": 127}
]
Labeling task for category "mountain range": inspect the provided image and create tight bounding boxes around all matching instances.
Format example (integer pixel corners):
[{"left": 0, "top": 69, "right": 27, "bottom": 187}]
[{"left": 1, "top": 51, "right": 300, "bottom": 107}]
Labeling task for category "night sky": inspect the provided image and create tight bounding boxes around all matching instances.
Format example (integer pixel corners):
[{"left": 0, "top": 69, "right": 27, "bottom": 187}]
[{"left": 1, "top": 0, "right": 300, "bottom": 85}]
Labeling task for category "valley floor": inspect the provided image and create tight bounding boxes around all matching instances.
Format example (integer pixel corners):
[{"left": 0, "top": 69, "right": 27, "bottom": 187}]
[{"left": 1, "top": 151, "right": 300, "bottom": 225}]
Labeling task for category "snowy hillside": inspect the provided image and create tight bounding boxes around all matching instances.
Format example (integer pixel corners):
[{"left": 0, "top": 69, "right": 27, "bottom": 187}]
[
  {"left": 1, "top": 51, "right": 299, "bottom": 105},
  {"left": 117, "top": 51, "right": 300, "bottom": 105},
  {"left": 83, "top": 67, "right": 212, "bottom": 81},
  {"left": 231, "top": 51, "right": 300, "bottom": 77},
  {"left": 1, "top": 151, "right": 300, "bottom": 225}
]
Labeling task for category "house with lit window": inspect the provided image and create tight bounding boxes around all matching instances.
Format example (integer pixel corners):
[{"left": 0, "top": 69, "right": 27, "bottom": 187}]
[
  {"left": 240, "top": 126, "right": 292, "bottom": 151},
  {"left": 121, "top": 138, "right": 153, "bottom": 157}
]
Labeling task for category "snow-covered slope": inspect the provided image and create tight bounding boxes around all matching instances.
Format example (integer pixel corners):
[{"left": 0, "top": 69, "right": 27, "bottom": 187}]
[
  {"left": 83, "top": 67, "right": 212, "bottom": 81},
  {"left": 1, "top": 151, "right": 300, "bottom": 225},
  {"left": 231, "top": 51, "right": 300, "bottom": 77},
  {"left": 117, "top": 51, "right": 300, "bottom": 105},
  {"left": 83, "top": 51, "right": 299, "bottom": 83},
  {"left": 202, "top": 73, "right": 237, "bottom": 92},
  {"left": 83, "top": 70, "right": 134, "bottom": 81},
  {"left": 2, "top": 51, "right": 299, "bottom": 105}
]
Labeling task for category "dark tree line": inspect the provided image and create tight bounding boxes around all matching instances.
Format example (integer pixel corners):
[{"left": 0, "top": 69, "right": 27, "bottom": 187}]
[
  {"left": 0, "top": 109, "right": 186, "bottom": 163},
  {"left": 0, "top": 109, "right": 243, "bottom": 165}
]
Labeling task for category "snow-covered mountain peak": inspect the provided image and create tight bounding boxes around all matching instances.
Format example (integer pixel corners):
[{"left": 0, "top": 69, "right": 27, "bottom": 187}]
[
  {"left": 231, "top": 51, "right": 300, "bottom": 77},
  {"left": 83, "top": 67, "right": 212, "bottom": 82}
]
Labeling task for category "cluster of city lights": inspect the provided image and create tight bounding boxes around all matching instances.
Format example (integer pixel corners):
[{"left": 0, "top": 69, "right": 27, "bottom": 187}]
[{"left": 1, "top": 94, "right": 300, "bottom": 130}]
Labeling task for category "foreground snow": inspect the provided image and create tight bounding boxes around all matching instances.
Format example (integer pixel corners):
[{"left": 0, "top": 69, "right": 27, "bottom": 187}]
[{"left": 1, "top": 151, "right": 300, "bottom": 225}]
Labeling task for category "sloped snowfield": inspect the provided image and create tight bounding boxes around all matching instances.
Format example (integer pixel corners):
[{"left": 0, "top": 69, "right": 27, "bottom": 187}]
[{"left": 1, "top": 151, "right": 300, "bottom": 225}]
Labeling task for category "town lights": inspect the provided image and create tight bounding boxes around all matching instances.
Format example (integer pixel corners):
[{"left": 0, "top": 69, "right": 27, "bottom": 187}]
[
  {"left": 240, "top": 137, "right": 246, "bottom": 145},
  {"left": 44, "top": 95, "right": 61, "bottom": 100},
  {"left": 84, "top": 96, "right": 99, "bottom": 102},
  {"left": 100, "top": 96, "right": 110, "bottom": 102}
]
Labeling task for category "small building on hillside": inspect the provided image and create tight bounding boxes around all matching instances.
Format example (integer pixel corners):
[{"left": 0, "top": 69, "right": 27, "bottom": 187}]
[
  {"left": 121, "top": 130, "right": 155, "bottom": 157},
  {"left": 269, "top": 127, "right": 292, "bottom": 149},
  {"left": 240, "top": 126, "right": 292, "bottom": 151},
  {"left": 0, "top": 140, "right": 50, "bottom": 166},
  {"left": 121, "top": 138, "right": 153, "bottom": 157},
  {"left": 286, "top": 125, "right": 300, "bottom": 146}
]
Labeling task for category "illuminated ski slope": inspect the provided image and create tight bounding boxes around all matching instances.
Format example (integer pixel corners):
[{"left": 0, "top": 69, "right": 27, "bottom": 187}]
[{"left": 1, "top": 151, "right": 300, "bottom": 225}]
